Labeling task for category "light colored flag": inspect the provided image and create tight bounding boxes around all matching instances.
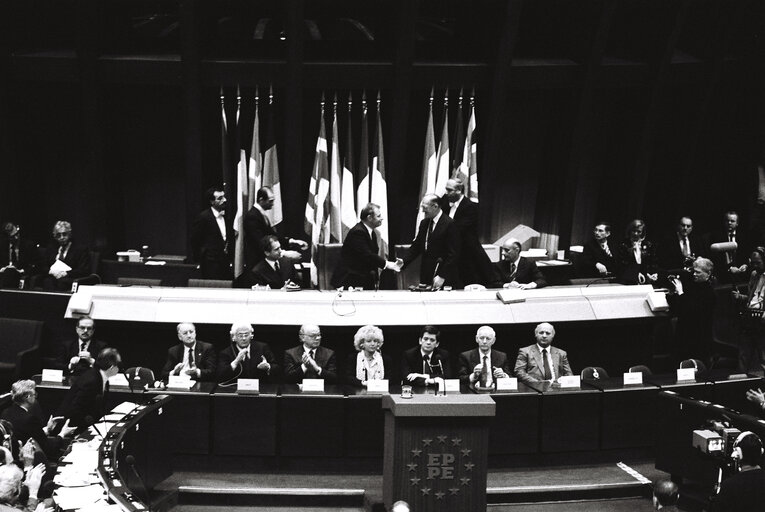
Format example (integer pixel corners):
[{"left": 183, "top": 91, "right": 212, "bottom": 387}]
[
  {"left": 464, "top": 93, "right": 479, "bottom": 203},
  {"left": 451, "top": 88, "right": 465, "bottom": 181},
  {"left": 305, "top": 99, "right": 330, "bottom": 286},
  {"left": 248, "top": 88, "right": 262, "bottom": 203},
  {"left": 370, "top": 92, "right": 389, "bottom": 258},
  {"left": 262, "top": 86, "right": 283, "bottom": 226},
  {"left": 341, "top": 93, "right": 357, "bottom": 238},
  {"left": 233, "top": 88, "right": 248, "bottom": 277},
  {"left": 356, "top": 92, "right": 370, "bottom": 217},
  {"left": 220, "top": 88, "right": 232, "bottom": 202},
  {"left": 434, "top": 90, "right": 450, "bottom": 197},
  {"left": 329, "top": 95, "right": 343, "bottom": 243},
  {"left": 417, "top": 89, "right": 437, "bottom": 229}
]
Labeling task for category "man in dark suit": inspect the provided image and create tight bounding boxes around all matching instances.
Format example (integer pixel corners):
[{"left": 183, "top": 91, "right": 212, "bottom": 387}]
[
  {"left": 401, "top": 325, "right": 452, "bottom": 387},
  {"left": 0, "top": 222, "right": 39, "bottom": 289},
  {"left": 331, "top": 203, "right": 401, "bottom": 290},
  {"left": 732, "top": 248, "right": 765, "bottom": 374},
  {"left": 704, "top": 210, "right": 749, "bottom": 284},
  {"left": 55, "top": 316, "right": 108, "bottom": 376},
  {"left": 457, "top": 325, "right": 511, "bottom": 387},
  {"left": 283, "top": 324, "right": 337, "bottom": 383},
  {"left": 514, "top": 323, "right": 572, "bottom": 385},
  {"left": 58, "top": 348, "right": 122, "bottom": 430},
  {"left": 491, "top": 238, "right": 546, "bottom": 289},
  {"left": 190, "top": 187, "right": 233, "bottom": 280},
  {"left": 161, "top": 322, "right": 217, "bottom": 381},
  {"left": 235, "top": 235, "right": 301, "bottom": 289},
  {"left": 217, "top": 322, "right": 279, "bottom": 382},
  {"left": 37, "top": 220, "right": 91, "bottom": 291},
  {"left": 243, "top": 187, "right": 306, "bottom": 270},
  {"left": 581, "top": 222, "right": 616, "bottom": 278},
  {"left": 658, "top": 216, "right": 704, "bottom": 275},
  {"left": 402, "top": 194, "right": 460, "bottom": 289},
  {"left": 440, "top": 178, "right": 494, "bottom": 286}
]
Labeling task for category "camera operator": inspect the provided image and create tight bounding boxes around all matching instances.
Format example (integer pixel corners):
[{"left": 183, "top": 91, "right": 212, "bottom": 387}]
[
  {"left": 668, "top": 257, "right": 715, "bottom": 366},
  {"left": 709, "top": 431, "right": 765, "bottom": 512}
]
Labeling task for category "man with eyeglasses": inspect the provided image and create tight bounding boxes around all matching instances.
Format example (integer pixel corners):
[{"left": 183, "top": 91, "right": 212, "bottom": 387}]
[
  {"left": 55, "top": 316, "right": 108, "bottom": 376},
  {"left": 283, "top": 324, "right": 337, "bottom": 383},
  {"left": 161, "top": 323, "right": 217, "bottom": 382},
  {"left": 38, "top": 220, "right": 91, "bottom": 291},
  {"left": 401, "top": 325, "right": 453, "bottom": 387},
  {"left": 217, "top": 321, "right": 278, "bottom": 382},
  {"left": 58, "top": 348, "right": 122, "bottom": 430}
]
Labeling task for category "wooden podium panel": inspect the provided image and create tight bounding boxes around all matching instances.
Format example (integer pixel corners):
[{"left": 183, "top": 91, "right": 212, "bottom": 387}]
[
  {"left": 211, "top": 386, "right": 278, "bottom": 456},
  {"left": 383, "top": 394, "right": 495, "bottom": 512}
]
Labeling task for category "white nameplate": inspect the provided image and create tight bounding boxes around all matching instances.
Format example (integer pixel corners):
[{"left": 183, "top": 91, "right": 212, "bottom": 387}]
[
  {"left": 41, "top": 369, "right": 63, "bottom": 383},
  {"left": 496, "top": 377, "right": 518, "bottom": 391},
  {"left": 444, "top": 379, "right": 460, "bottom": 393},
  {"left": 677, "top": 368, "right": 696, "bottom": 382},
  {"left": 557, "top": 375, "right": 581, "bottom": 388},
  {"left": 167, "top": 375, "right": 195, "bottom": 389},
  {"left": 108, "top": 374, "right": 130, "bottom": 388},
  {"left": 366, "top": 379, "right": 389, "bottom": 394},
  {"left": 302, "top": 379, "right": 325, "bottom": 392},
  {"left": 236, "top": 379, "right": 260, "bottom": 394},
  {"left": 623, "top": 372, "right": 643, "bottom": 385}
]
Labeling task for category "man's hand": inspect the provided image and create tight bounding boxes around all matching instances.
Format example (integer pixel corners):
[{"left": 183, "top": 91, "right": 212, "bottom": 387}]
[
  {"left": 493, "top": 367, "right": 508, "bottom": 378},
  {"left": 595, "top": 263, "right": 608, "bottom": 275},
  {"left": 25, "top": 463, "right": 46, "bottom": 497},
  {"left": 44, "top": 416, "right": 63, "bottom": 434},
  {"left": 384, "top": 261, "right": 400, "bottom": 272},
  {"left": 670, "top": 277, "right": 684, "bottom": 295},
  {"left": 406, "top": 373, "right": 427, "bottom": 382},
  {"left": 302, "top": 352, "right": 320, "bottom": 372},
  {"left": 231, "top": 349, "right": 248, "bottom": 369},
  {"left": 183, "top": 367, "right": 200, "bottom": 378},
  {"left": 731, "top": 264, "right": 748, "bottom": 274},
  {"left": 69, "top": 356, "right": 80, "bottom": 367},
  {"left": 746, "top": 387, "right": 765, "bottom": 408},
  {"left": 432, "top": 275, "right": 445, "bottom": 290},
  {"left": 172, "top": 362, "right": 184, "bottom": 376},
  {"left": 59, "top": 419, "right": 77, "bottom": 438},
  {"left": 289, "top": 238, "right": 309, "bottom": 251},
  {"left": 256, "top": 355, "right": 270, "bottom": 372}
]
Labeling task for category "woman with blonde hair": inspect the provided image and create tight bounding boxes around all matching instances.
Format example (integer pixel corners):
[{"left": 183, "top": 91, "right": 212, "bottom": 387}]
[{"left": 345, "top": 325, "right": 394, "bottom": 387}]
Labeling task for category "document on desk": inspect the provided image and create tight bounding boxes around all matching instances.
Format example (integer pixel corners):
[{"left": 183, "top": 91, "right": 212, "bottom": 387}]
[
  {"left": 62, "top": 445, "right": 98, "bottom": 467},
  {"left": 52, "top": 484, "right": 106, "bottom": 509},
  {"left": 77, "top": 504, "right": 124, "bottom": 512},
  {"left": 110, "top": 401, "right": 139, "bottom": 414}
]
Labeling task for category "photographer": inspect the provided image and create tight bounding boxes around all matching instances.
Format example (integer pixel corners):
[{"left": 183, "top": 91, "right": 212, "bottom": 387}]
[
  {"left": 709, "top": 431, "right": 765, "bottom": 511},
  {"left": 668, "top": 257, "right": 715, "bottom": 366}
]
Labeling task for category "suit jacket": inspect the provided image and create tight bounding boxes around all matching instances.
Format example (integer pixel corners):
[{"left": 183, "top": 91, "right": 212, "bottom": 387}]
[
  {"left": 457, "top": 349, "right": 512, "bottom": 384},
  {"left": 404, "top": 215, "right": 461, "bottom": 288},
  {"left": 56, "top": 337, "right": 108, "bottom": 376},
  {"left": 283, "top": 345, "right": 337, "bottom": 383},
  {"left": 57, "top": 367, "right": 106, "bottom": 429},
  {"left": 235, "top": 257, "right": 299, "bottom": 289},
  {"left": 400, "top": 347, "right": 452, "bottom": 387},
  {"left": 331, "top": 222, "right": 387, "bottom": 289},
  {"left": 344, "top": 352, "right": 395, "bottom": 386},
  {"left": 217, "top": 341, "right": 279, "bottom": 382},
  {"left": 440, "top": 198, "right": 494, "bottom": 286},
  {"left": 243, "top": 206, "right": 282, "bottom": 270},
  {"left": 615, "top": 238, "right": 658, "bottom": 285},
  {"left": 704, "top": 229, "right": 749, "bottom": 281},
  {"left": 657, "top": 234, "right": 705, "bottom": 273},
  {"left": 0, "top": 403, "right": 62, "bottom": 460},
  {"left": 668, "top": 280, "right": 715, "bottom": 364},
  {"left": 514, "top": 344, "right": 572, "bottom": 385},
  {"left": 43, "top": 241, "right": 91, "bottom": 279},
  {"left": 581, "top": 239, "right": 616, "bottom": 277},
  {"left": 190, "top": 208, "right": 233, "bottom": 278},
  {"left": 491, "top": 257, "right": 546, "bottom": 288},
  {"left": 161, "top": 341, "right": 217, "bottom": 381}
]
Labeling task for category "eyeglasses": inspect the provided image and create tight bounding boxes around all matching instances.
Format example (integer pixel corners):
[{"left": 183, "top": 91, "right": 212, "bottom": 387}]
[
  {"left": 54, "top": 232, "right": 71, "bottom": 238},
  {"left": 233, "top": 332, "right": 252, "bottom": 339}
]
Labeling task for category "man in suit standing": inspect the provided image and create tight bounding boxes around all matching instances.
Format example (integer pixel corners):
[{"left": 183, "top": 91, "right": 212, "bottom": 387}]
[
  {"left": 217, "top": 322, "right": 278, "bottom": 382},
  {"left": 235, "top": 235, "right": 301, "bottom": 289},
  {"left": 581, "top": 222, "right": 616, "bottom": 278},
  {"left": 58, "top": 348, "right": 122, "bottom": 430},
  {"left": 514, "top": 323, "right": 572, "bottom": 385},
  {"left": 457, "top": 325, "right": 511, "bottom": 387},
  {"left": 161, "top": 322, "right": 217, "bottom": 381},
  {"left": 492, "top": 238, "right": 546, "bottom": 289},
  {"left": 402, "top": 194, "right": 460, "bottom": 290},
  {"left": 658, "top": 216, "right": 704, "bottom": 275},
  {"left": 0, "top": 221, "right": 39, "bottom": 289},
  {"left": 243, "top": 187, "right": 306, "bottom": 270},
  {"left": 190, "top": 186, "right": 233, "bottom": 280},
  {"left": 283, "top": 324, "right": 337, "bottom": 383},
  {"left": 37, "top": 220, "right": 91, "bottom": 291},
  {"left": 704, "top": 210, "right": 749, "bottom": 284},
  {"left": 331, "top": 203, "right": 401, "bottom": 290},
  {"left": 401, "top": 325, "right": 452, "bottom": 387},
  {"left": 56, "top": 316, "right": 108, "bottom": 376}
]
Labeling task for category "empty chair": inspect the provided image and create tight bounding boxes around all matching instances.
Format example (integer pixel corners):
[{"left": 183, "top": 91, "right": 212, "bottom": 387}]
[
  {"left": 124, "top": 367, "right": 156, "bottom": 390},
  {"left": 187, "top": 279, "right": 232, "bottom": 288},
  {"left": 628, "top": 365, "right": 653, "bottom": 375},
  {"left": 679, "top": 359, "right": 707, "bottom": 372},
  {"left": 0, "top": 319, "right": 43, "bottom": 388},
  {"left": 581, "top": 366, "right": 609, "bottom": 380},
  {"left": 117, "top": 277, "right": 162, "bottom": 287}
]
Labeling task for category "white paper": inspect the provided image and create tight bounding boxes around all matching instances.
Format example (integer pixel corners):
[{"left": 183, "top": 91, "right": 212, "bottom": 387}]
[
  {"left": 50, "top": 259, "right": 72, "bottom": 273},
  {"left": 366, "top": 379, "right": 389, "bottom": 393},
  {"left": 301, "top": 379, "right": 325, "bottom": 392},
  {"left": 496, "top": 377, "right": 518, "bottom": 391},
  {"left": 623, "top": 372, "right": 643, "bottom": 385}
]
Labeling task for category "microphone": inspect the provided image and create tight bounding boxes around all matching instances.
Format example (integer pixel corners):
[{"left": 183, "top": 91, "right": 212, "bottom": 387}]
[
  {"left": 123, "top": 370, "right": 136, "bottom": 394},
  {"left": 84, "top": 415, "right": 104, "bottom": 439},
  {"left": 432, "top": 258, "right": 443, "bottom": 284},
  {"left": 124, "top": 454, "right": 151, "bottom": 510}
]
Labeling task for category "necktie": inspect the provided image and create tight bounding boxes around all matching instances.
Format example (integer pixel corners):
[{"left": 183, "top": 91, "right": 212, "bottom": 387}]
[
  {"left": 274, "top": 260, "right": 280, "bottom": 272},
  {"left": 425, "top": 221, "right": 434, "bottom": 251},
  {"left": 57, "top": 246, "right": 64, "bottom": 261},
  {"left": 633, "top": 243, "right": 642, "bottom": 265},
  {"left": 186, "top": 347, "right": 194, "bottom": 367},
  {"left": 602, "top": 243, "right": 611, "bottom": 257},
  {"left": 80, "top": 341, "right": 86, "bottom": 353},
  {"left": 371, "top": 230, "right": 379, "bottom": 254},
  {"left": 509, "top": 262, "right": 516, "bottom": 279},
  {"left": 482, "top": 355, "right": 492, "bottom": 386},
  {"left": 9, "top": 243, "right": 17, "bottom": 265},
  {"left": 542, "top": 348, "right": 552, "bottom": 380},
  {"left": 682, "top": 238, "right": 690, "bottom": 257},
  {"left": 423, "top": 354, "right": 430, "bottom": 375}
]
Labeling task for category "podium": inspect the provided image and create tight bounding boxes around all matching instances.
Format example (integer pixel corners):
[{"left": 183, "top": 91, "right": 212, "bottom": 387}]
[{"left": 382, "top": 394, "right": 496, "bottom": 511}]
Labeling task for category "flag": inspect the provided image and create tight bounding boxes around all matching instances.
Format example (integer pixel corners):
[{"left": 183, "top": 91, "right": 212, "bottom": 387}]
[
  {"left": 451, "top": 88, "right": 465, "bottom": 181},
  {"left": 220, "top": 88, "right": 233, "bottom": 202},
  {"left": 262, "top": 86, "right": 283, "bottom": 227},
  {"left": 341, "top": 93, "right": 357, "bottom": 237},
  {"left": 233, "top": 88, "right": 249, "bottom": 278},
  {"left": 329, "top": 95, "right": 343, "bottom": 243},
  {"left": 417, "top": 89, "right": 437, "bottom": 228},
  {"left": 304, "top": 99, "right": 330, "bottom": 286},
  {"left": 464, "top": 93, "right": 479, "bottom": 203},
  {"left": 248, "top": 88, "right": 262, "bottom": 203},
  {"left": 356, "top": 91, "right": 370, "bottom": 216},
  {"left": 434, "top": 90, "right": 450, "bottom": 197},
  {"left": 370, "top": 92, "right": 389, "bottom": 258}
]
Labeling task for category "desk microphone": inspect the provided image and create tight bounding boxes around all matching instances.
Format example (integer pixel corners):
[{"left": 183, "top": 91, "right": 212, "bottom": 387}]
[
  {"left": 125, "top": 454, "right": 151, "bottom": 510},
  {"left": 432, "top": 258, "right": 443, "bottom": 287}
]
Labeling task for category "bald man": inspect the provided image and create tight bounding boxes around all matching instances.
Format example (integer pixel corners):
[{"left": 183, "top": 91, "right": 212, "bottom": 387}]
[
  {"left": 457, "top": 325, "right": 511, "bottom": 386},
  {"left": 514, "top": 323, "right": 572, "bottom": 385},
  {"left": 161, "top": 322, "right": 217, "bottom": 381},
  {"left": 283, "top": 325, "right": 338, "bottom": 383},
  {"left": 491, "top": 238, "right": 546, "bottom": 289}
]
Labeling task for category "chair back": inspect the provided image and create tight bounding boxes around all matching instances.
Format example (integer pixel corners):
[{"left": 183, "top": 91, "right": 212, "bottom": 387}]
[
  {"left": 679, "top": 359, "right": 707, "bottom": 372},
  {"left": 316, "top": 243, "right": 343, "bottom": 290},
  {"left": 628, "top": 365, "right": 653, "bottom": 375},
  {"left": 125, "top": 367, "right": 156, "bottom": 389},
  {"left": 581, "top": 366, "right": 609, "bottom": 380}
]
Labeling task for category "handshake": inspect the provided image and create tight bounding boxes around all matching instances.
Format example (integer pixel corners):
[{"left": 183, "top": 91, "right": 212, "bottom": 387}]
[{"left": 384, "top": 258, "right": 404, "bottom": 273}]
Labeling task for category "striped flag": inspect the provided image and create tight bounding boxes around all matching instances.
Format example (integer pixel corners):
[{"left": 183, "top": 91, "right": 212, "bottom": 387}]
[
  {"left": 248, "top": 88, "right": 262, "bottom": 203},
  {"left": 341, "top": 93, "right": 357, "bottom": 238},
  {"left": 417, "top": 90, "right": 437, "bottom": 228},
  {"left": 305, "top": 99, "right": 330, "bottom": 286},
  {"left": 356, "top": 92, "right": 370, "bottom": 216},
  {"left": 370, "top": 92, "right": 389, "bottom": 258},
  {"left": 434, "top": 90, "right": 450, "bottom": 197},
  {"left": 219, "top": 88, "right": 233, "bottom": 202},
  {"left": 464, "top": 93, "right": 479, "bottom": 202},
  {"left": 233, "top": 88, "right": 248, "bottom": 278},
  {"left": 262, "top": 86, "right": 283, "bottom": 227},
  {"left": 451, "top": 88, "right": 465, "bottom": 181},
  {"left": 329, "top": 95, "right": 343, "bottom": 243}
]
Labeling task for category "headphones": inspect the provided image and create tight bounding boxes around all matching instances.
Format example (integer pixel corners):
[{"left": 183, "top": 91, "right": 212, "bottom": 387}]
[{"left": 731, "top": 431, "right": 764, "bottom": 461}]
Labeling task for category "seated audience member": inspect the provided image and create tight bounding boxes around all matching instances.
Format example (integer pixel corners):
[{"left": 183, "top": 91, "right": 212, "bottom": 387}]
[
  {"left": 401, "top": 325, "right": 452, "bottom": 387},
  {"left": 514, "top": 323, "right": 573, "bottom": 385},
  {"left": 0, "top": 222, "right": 39, "bottom": 289},
  {"left": 732, "top": 248, "right": 765, "bottom": 373},
  {"left": 658, "top": 216, "right": 703, "bottom": 276},
  {"left": 615, "top": 219, "right": 658, "bottom": 285},
  {"left": 652, "top": 479, "right": 679, "bottom": 511},
  {"left": 36, "top": 221, "right": 91, "bottom": 292},
  {"left": 234, "top": 235, "right": 300, "bottom": 289},
  {"left": 217, "top": 322, "right": 278, "bottom": 382},
  {"left": 490, "top": 238, "right": 546, "bottom": 289},
  {"left": 55, "top": 316, "right": 107, "bottom": 376},
  {"left": 668, "top": 257, "right": 715, "bottom": 365},
  {"left": 57, "top": 348, "right": 122, "bottom": 430},
  {"left": 457, "top": 326, "right": 511, "bottom": 387},
  {"left": 581, "top": 222, "right": 616, "bottom": 277},
  {"left": 283, "top": 325, "right": 337, "bottom": 383},
  {"left": 0, "top": 381, "right": 74, "bottom": 461},
  {"left": 705, "top": 210, "right": 749, "bottom": 283},
  {"left": 0, "top": 463, "right": 49, "bottom": 512},
  {"left": 709, "top": 431, "right": 765, "bottom": 512},
  {"left": 345, "top": 325, "right": 393, "bottom": 387},
  {"left": 161, "top": 322, "right": 217, "bottom": 382}
]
